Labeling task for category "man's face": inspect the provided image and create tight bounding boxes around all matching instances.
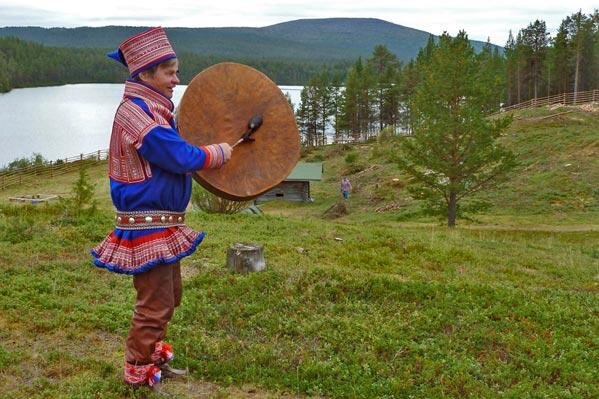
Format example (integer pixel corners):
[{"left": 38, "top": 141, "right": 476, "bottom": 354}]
[{"left": 142, "top": 59, "right": 180, "bottom": 98}]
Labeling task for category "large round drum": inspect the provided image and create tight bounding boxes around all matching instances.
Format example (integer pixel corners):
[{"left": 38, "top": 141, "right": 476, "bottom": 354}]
[{"left": 177, "top": 62, "right": 300, "bottom": 201}]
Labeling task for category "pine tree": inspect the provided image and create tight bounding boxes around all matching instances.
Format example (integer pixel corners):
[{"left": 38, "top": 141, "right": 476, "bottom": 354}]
[
  {"left": 520, "top": 20, "right": 549, "bottom": 100},
  {"left": 591, "top": 10, "right": 599, "bottom": 90},
  {"left": 296, "top": 70, "right": 337, "bottom": 146},
  {"left": 366, "top": 45, "right": 401, "bottom": 131},
  {"left": 398, "top": 60, "right": 421, "bottom": 133},
  {"left": 399, "top": 32, "right": 517, "bottom": 227},
  {"left": 563, "top": 11, "right": 595, "bottom": 101},
  {"left": 551, "top": 23, "right": 571, "bottom": 95},
  {"left": 504, "top": 31, "right": 518, "bottom": 105},
  {"left": 0, "top": 50, "right": 10, "bottom": 92},
  {"left": 339, "top": 58, "right": 369, "bottom": 141},
  {"left": 477, "top": 39, "right": 505, "bottom": 111},
  {"left": 296, "top": 84, "right": 319, "bottom": 147},
  {"left": 397, "top": 37, "right": 435, "bottom": 133}
]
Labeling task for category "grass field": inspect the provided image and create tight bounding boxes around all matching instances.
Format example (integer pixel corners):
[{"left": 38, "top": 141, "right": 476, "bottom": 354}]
[{"left": 0, "top": 105, "right": 597, "bottom": 398}]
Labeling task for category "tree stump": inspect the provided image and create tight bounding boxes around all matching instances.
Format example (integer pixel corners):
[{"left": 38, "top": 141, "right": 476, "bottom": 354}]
[{"left": 226, "top": 243, "right": 266, "bottom": 273}]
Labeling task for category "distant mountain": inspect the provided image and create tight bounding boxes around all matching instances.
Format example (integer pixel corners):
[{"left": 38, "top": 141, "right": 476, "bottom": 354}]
[{"left": 0, "top": 18, "right": 500, "bottom": 62}]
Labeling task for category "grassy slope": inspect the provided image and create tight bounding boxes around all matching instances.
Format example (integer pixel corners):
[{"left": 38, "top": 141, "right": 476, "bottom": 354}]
[
  {"left": 281, "top": 104, "right": 599, "bottom": 227},
  {"left": 0, "top": 105, "right": 597, "bottom": 398}
]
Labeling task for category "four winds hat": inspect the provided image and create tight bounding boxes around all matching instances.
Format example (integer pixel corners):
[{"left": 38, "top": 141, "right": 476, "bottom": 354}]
[{"left": 107, "top": 27, "right": 176, "bottom": 77}]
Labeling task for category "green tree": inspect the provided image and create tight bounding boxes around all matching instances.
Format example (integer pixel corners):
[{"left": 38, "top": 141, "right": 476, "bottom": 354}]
[
  {"left": 563, "top": 10, "right": 596, "bottom": 101},
  {"left": 296, "top": 70, "right": 337, "bottom": 146},
  {"left": 550, "top": 23, "right": 572, "bottom": 95},
  {"left": 399, "top": 32, "right": 517, "bottom": 227},
  {"left": 504, "top": 31, "right": 518, "bottom": 105},
  {"left": 398, "top": 35, "right": 436, "bottom": 130},
  {"left": 591, "top": 10, "right": 599, "bottom": 90},
  {"left": 58, "top": 165, "right": 97, "bottom": 221},
  {"left": 0, "top": 50, "right": 10, "bottom": 92},
  {"left": 341, "top": 58, "right": 373, "bottom": 141},
  {"left": 296, "top": 84, "right": 319, "bottom": 146},
  {"left": 520, "top": 20, "right": 549, "bottom": 100},
  {"left": 366, "top": 44, "right": 401, "bottom": 130},
  {"left": 477, "top": 39, "right": 505, "bottom": 111},
  {"left": 397, "top": 60, "right": 419, "bottom": 133}
]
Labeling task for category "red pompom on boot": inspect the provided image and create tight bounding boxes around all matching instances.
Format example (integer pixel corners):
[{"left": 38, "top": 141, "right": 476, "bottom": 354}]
[
  {"left": 151, "top": 341, "right": 187, "bottom": 378},
  {"left": 151, "top": 341, "right": 174, "bottom": 365}
]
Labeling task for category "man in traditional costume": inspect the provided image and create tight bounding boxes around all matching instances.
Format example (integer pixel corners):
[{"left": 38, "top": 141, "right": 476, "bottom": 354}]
[{"left": 91, "top": 27, "right": 232, "bottom": 388}]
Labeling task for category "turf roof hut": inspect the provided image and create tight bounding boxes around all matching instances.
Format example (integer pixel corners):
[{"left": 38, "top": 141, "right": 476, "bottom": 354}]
[{"left": 256, "top": 162, "right": 323, "bottom": 202}]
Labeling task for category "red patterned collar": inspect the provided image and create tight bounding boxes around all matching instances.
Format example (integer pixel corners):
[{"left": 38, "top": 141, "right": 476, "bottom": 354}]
[{"left": 123, "top": 80, "right": 174, "bottom": 111}]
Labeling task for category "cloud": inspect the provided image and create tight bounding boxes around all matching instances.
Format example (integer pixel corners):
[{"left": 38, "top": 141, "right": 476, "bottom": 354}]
[
  {"left": 1, "top": 1, "right": 597, "bottom": 44},
  {"left": 0, "top": 6, "right": 65, "bottom": 27}
]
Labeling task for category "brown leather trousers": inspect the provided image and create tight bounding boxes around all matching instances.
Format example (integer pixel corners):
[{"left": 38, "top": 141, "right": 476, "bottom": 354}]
[{"left": 125, "top": 261, "right": 182, "bottom": 364}]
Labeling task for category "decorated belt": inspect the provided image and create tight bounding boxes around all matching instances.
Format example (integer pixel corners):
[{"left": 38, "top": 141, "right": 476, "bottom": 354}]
[{"left": 115, "top": 210, "right": 185, "bottom": 230}]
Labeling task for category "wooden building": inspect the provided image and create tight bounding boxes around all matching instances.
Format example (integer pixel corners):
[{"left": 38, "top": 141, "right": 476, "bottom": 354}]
[{"left": 256, "top": 162, "right": 323, "bottom": 202}]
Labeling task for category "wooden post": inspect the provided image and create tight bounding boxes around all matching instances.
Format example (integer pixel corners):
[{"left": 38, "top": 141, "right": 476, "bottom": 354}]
[{"left": 226, "top": 243, "right": 265, "bottom": 273}]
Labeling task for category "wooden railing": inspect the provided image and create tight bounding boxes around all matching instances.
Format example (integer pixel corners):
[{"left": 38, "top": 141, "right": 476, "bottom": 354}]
[
  {"left": 0, "top": 149, "right": 108, "bottom": 191},
  {"left": 501, "top": 89, "right": 599, "bottom": 113}
]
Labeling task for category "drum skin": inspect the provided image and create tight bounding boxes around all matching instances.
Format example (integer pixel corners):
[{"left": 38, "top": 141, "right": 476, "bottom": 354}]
[{"left": 178, "top": 62, "right": 300, "bottom": 201}]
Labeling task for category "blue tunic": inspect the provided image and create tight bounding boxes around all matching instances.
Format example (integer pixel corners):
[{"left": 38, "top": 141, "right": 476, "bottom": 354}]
[{"left": 92, "top": 80, "right": 209, "bottom": 274}]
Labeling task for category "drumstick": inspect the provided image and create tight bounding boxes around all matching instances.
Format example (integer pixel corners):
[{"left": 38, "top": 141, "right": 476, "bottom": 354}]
[{"left": 232, "top": 114, "right": 263, "bottom": 148}]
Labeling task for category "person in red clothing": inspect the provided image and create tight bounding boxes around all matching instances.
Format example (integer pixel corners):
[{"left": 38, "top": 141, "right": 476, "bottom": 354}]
[{"left": 92, "top": 27, "right": 232, "bottom": 388}]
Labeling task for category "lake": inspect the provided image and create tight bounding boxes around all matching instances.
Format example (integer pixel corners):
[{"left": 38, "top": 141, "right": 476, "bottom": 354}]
[{"left": 0, "top": 83, "right": 303, "bottom": 168}]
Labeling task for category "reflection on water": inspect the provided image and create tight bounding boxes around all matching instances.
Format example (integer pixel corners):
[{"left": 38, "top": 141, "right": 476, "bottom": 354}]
[{"left": 0, "top": 83, "right": 302, "bottom": 168}]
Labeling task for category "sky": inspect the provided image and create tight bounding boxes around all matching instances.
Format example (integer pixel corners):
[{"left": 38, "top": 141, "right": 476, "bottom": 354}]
[{"left": 0, "top": 0, "right": 596, "bottom": 45}]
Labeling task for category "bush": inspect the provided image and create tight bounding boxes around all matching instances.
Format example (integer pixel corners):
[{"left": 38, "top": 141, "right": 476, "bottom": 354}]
[
  {"left": 307, "top": 153, "right": 324, "bottom": 162},
  {"left": 0, "top": 214, "right": 36, "bottom": 243},
  {"left": 344, "top": 151, "right": 359, "bottom": 164},
  {"left": 57, "top": 166, "right": 97, "bottom": 223},
  {"left": 3, "top": 153, "right": 48, "bottom": 171},
  {"left": 0, "top": 204, "right": 56, "bottom": 243},
  {"left": 324, "top": 143, "right": 353, "bottom": 158},
  {"left": 372, "top": 127, "right": 402, "bottom": 162},
  {"left": 191, "top": 184, "right": 250, "bottom": 214}
]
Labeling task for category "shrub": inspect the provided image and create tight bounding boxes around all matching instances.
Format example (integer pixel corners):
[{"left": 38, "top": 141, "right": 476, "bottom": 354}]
[
  {"left": 344, "top": 151, "right": 359, "bottom": 164},
  {"left": 57, "top": 166, "right": 97, "bottom": 222},
  {"left": 0, "top": 214, "right": 36, "bottom": 243},
  {"left": 3, "top": 153, "right": 48, "bottom": 171},
  {"left": 191, "top": 184, "right": 250, "bottom": 214},
  {"left": 372, "top": 127, "right": 402, "bottom": 162}
]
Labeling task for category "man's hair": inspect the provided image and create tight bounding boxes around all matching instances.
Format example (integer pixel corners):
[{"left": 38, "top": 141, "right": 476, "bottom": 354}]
[{"left": 136, "top": 58, "right": 178, "bottom": 80}]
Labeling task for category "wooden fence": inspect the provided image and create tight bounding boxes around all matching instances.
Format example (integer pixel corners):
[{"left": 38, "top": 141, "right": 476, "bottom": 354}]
[
  {"left": 2, "top": 88, "right": 597, "bottom": 191},
  {"left": 0, "top": 149, "right": 108, "bottom": 191},
  {"left": 500, "top": 89, "right": 599, "bottom": 113}
]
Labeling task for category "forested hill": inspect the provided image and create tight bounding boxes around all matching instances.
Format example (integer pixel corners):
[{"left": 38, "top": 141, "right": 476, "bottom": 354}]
[{"left": 0, "top": 18, "right": 498, "bottom": 62}]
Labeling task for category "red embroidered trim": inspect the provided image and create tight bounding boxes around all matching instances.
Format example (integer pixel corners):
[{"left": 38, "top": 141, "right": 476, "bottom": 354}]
[
  {"left": 124, "top": 362, "right": 161, "bottom": 386},
  {"left": 109, "top": 81, "right": 176, "bottom": 183},
  {"left": 124, "top": 80, "right": 173, "bottom": 111},
  {"left": 151, "top": 341, "right": 174, "bottom": 365},
  {"left": 93, "top": 226, "right": 201, "bottom": 272},
  {"left": 201, "top": 144, "right": 226, "bottom": 169}
]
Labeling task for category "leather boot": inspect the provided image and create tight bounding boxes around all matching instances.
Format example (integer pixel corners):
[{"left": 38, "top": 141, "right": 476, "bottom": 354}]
[{"left": 159, "top": 363, "right": 188, "bottom": 378}]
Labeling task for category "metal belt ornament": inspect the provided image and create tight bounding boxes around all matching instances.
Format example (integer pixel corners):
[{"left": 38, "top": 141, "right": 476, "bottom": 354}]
[
  {"left": 177, "top": 62, "right": 301, "bottom": 201},
  {"left": 115, "top": 211, "right": 185, "bottom": 230}
]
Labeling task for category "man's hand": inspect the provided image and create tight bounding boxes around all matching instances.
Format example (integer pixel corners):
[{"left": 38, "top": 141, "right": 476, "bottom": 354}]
[
  {"left": 219, "top": 143, "right": 233, "bottom": 164},
  {"left": 202, "top": 143, "right": 234, "bottom": 169}
]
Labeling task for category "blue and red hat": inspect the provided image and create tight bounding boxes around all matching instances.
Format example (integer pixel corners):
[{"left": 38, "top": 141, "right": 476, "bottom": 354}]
[{"left": 107, "top": 27, "right": 177, "bottom": 77}]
